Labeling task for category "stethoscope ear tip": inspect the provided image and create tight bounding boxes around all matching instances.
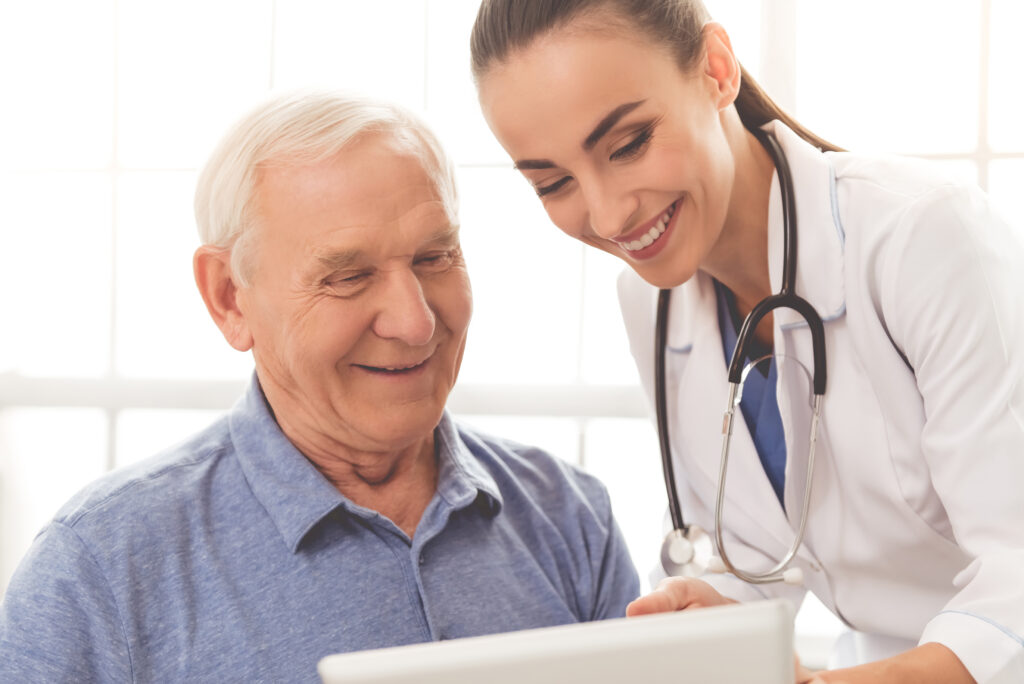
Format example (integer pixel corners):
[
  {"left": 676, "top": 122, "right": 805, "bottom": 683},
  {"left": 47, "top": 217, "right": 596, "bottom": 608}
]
[{"left": 706, "top": 557, "right": 804, "bottom": 585}]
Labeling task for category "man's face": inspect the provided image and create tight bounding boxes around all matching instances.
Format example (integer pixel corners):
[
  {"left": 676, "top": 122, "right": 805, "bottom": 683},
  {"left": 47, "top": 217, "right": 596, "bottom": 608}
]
[{"left": 237, "top": 133, "right": 471, "bottom": 454}]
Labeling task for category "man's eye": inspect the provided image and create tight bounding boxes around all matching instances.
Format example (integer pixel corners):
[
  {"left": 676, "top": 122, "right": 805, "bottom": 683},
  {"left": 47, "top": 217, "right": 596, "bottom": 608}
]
[
  {"left": 415, "top": 249, "right": 458, "bottom": 273},
  {"left": 324, "top": 272, "right": 370, "bottom": 293},
  {"left": 535, "top": 176, "right": 572, "bottom": 197},
  {"left": 610, "top": 127, "right": 653, "bottom": 162}
]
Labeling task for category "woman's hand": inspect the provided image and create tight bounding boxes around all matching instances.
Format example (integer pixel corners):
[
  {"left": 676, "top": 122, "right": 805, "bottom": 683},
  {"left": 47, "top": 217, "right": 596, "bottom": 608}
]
[
  {"left": 625, "top": 576, "right": 735, "bottom": 616},
  {"left": 796, "top": 655, "right": 828, "bottom": 683},
  {"left": 628, "top": 578, "right": 831, "bottom": 684}
]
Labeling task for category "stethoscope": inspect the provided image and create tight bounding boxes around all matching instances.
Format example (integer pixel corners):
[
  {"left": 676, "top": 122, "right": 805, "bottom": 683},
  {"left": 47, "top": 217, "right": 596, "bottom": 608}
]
[{"left": 657, "top": 128, "right": 827, "bottom": 586}]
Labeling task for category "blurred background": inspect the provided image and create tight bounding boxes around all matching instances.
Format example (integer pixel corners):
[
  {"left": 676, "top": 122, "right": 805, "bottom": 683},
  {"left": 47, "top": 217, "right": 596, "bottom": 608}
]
[{"left": 1, "top": 0, "right": 1022, "bottom": 665}]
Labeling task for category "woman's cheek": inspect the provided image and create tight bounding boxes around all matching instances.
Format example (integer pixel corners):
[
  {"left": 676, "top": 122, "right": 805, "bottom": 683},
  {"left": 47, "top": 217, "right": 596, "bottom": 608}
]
[{"left": 545, "top": 199, "right": 587, "bottom": 241}]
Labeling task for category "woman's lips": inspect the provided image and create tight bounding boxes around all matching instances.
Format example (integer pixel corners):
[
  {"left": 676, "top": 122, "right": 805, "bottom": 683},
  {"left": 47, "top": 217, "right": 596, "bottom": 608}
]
[{"left": 615, "top": 199, "right": 680, "bottom": 260}]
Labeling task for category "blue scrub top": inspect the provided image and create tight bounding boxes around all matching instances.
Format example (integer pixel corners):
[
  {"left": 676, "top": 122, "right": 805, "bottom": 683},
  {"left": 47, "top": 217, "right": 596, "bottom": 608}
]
[{"left": 714, "top": 280, "right": 787, "bottom": 508}]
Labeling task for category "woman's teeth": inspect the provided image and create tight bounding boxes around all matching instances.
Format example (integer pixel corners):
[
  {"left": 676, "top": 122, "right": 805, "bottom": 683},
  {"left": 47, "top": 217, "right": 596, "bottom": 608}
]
[{"left": 621, "top": 203, "right": 675, "bottom": 252}]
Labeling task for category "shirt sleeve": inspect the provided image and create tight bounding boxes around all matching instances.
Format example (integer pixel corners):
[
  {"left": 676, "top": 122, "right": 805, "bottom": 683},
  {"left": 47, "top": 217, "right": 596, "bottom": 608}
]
[
  {"left": 881, "top": 185, "right": 1024, "bottom": 681},
  {"left": 0, "top": 521, "right": 133, "bottom": 683},
  {"left": 588, "top": 484, "right": 641, "bottom": 621}
]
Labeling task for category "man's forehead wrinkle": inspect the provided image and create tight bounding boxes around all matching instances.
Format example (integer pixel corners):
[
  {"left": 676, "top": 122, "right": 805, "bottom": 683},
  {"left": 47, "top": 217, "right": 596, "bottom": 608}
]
[
  {"left": 261, "top": 160, "right": 438, "bottom": 215},
  {"left": 426, "top": 224, "right": 461, "bottom": 245},
  {"left": 313, "top": 196, "right": 450, "bottom": 231},
  {"left": 315, "top": 249, "right": 365, "bottom": 271}
]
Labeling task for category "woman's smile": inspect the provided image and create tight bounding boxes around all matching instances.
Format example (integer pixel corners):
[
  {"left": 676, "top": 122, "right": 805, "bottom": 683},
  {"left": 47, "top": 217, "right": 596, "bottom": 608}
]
[{"left": 614, "top": 198, "right": 681, "bottom": 259}]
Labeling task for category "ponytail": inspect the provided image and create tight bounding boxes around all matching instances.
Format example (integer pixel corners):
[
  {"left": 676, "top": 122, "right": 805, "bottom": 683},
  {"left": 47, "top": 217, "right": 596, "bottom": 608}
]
[{"left": 735, "top": 65, "right": 843, "bottom": 152}]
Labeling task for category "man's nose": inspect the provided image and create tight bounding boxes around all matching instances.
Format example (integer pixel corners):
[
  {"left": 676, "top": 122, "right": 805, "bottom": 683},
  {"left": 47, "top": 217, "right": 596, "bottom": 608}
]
[{"left": 371, "top": 270, "right": 436, "bottom": 346}]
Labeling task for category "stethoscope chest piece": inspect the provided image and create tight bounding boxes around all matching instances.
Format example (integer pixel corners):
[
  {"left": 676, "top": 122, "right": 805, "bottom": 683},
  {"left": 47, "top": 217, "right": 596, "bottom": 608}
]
[{"left": 659, "top": 526, "right": 709, "bottom": 578}]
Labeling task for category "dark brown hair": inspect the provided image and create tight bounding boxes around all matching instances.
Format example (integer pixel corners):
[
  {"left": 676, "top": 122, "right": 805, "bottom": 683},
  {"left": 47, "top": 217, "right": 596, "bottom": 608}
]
[{"left": 470, "top": 0, "right": 841, "bottom": 152}]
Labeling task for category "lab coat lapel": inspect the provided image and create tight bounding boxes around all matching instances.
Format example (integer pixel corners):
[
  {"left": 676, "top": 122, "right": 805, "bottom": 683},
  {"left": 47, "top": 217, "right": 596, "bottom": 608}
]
[
  {"left": 777, "top": 349, "right": 814, "bottom": 524},
  {"left": 666, "top": 273, "right": 802, "bottom": 556},
  {"left": 761, "top": 121, "right": 846, "bottom": 530},
  {"left": 762, "top": 121, "right": 846, "bottom": 328}
]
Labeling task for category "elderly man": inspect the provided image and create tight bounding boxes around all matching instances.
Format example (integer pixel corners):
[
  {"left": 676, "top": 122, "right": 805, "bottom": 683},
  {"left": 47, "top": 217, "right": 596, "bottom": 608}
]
[{"left": 0, "top": 91, "right": 640, "bottom": 681}]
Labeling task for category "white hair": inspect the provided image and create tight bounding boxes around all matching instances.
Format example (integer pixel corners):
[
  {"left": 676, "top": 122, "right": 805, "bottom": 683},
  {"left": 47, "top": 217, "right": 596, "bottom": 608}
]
[{"left": 194, "top": 89, "right": 459, "bottom": 285}]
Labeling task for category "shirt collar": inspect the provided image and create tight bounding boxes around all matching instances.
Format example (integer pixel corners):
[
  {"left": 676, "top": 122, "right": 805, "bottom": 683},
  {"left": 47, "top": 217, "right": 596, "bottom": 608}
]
[
  {"left": 228, "top": 375, "right": 344, "bottom": 553},
  {"left": 433, "top": 412, "right": 504, "bottom": 516},
  {"left": 228, "top": 374, "right": 502, "bottom": 552}
]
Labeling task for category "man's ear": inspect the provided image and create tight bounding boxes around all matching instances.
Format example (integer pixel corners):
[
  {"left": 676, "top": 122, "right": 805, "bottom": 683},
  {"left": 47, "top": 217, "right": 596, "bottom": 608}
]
[
  {"left": 193, "top": 246, "right": 254, "bottom": 352},
  {"left": 701, "top": 22, "right": 741, "bottom": 110}
]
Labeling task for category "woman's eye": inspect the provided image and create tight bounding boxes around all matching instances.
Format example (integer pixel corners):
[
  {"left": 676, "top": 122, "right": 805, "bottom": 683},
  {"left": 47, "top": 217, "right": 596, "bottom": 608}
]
[
  {"left": 535, "top": 175, "right": 572, "bottom": 197},
  {"left": 610, "top": 127, "right": 653, "bottom": 162}
]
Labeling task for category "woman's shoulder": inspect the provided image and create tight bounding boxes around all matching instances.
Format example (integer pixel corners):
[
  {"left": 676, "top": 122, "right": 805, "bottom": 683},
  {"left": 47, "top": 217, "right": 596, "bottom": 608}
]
[
  {"left": 827, "top": 150, "right": 1005, "bottom": 251},
  {"left": 828, "top": 149, "right": 974, "bottom": 205}
]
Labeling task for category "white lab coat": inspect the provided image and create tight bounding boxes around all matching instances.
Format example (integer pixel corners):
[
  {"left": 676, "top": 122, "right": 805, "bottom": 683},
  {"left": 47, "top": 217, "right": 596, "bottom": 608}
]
[{"left": 618, "top": 121, "right": 1024, "bottom": 683}]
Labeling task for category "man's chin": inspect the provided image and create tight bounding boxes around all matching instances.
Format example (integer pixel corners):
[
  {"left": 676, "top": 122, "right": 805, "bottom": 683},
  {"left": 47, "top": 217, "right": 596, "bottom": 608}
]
[{"left": 350, "top": 403, "right": 446, "bottom": 451}]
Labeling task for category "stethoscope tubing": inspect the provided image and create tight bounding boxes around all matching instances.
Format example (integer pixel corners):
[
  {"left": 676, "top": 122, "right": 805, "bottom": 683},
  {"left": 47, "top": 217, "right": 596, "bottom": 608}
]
[
  {"left": 715, "top": 388, "right": 823, "bottom": 584},
  {"left": 655, "top": 288, "right": 686, "bottom": 533},
  {"left": 728, "top": 129, "right": 827, "bottom": 394},
  {"left": 657, "top": 127, "right": 827, "bottom": 585}
]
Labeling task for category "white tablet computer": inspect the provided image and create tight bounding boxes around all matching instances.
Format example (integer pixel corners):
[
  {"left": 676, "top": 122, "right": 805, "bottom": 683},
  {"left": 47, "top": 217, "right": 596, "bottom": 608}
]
[{"left": 318, "top": 599, "right": 795, "bottom": 684}]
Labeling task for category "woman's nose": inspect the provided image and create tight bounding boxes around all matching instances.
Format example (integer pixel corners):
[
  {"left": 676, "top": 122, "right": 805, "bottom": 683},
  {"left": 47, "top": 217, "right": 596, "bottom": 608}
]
[{"left": 582, "top": 178, "right": 639, "bottom": 240}]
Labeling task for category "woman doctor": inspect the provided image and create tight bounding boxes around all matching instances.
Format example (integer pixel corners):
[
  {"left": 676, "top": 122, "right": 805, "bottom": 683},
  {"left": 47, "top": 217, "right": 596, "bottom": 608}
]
[{"left": 471, "top": 1, "right": 1024, "bottom": 682}]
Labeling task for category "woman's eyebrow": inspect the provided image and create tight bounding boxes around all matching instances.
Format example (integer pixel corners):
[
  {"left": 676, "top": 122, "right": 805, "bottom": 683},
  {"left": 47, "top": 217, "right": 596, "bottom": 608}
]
[
  {"left": 582, "top": 100, "right": 646, "bottom": 150},
  {"left": 512, "top": 99, "right": 648, "bottom": 170},
  {"left": 514, "top": 158, "right": 555, "bottom": 170}
]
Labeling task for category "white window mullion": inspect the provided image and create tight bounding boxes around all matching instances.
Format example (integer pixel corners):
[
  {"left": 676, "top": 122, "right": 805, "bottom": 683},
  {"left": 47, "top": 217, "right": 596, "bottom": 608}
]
[
  {"left": 758, "top": 0, "right": 798, "bottom": 114},
  {"left": 978, "top": 0, "right": 992, "bottom": 191}
]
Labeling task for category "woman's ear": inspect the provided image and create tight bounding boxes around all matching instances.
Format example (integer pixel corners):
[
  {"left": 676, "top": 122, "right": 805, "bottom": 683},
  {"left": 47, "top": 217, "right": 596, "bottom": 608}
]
[
  {"left": 193, "top": 246, "right": 254, "bottom": 352},
  {"left": 701, "top": 22, "right": 741, "bottom": 109}
]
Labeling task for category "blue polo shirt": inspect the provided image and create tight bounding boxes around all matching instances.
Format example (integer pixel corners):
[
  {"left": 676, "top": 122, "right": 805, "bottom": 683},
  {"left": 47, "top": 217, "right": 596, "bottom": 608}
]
[{"left": 0, "top": 376, "right": 639, "bottom": 683}]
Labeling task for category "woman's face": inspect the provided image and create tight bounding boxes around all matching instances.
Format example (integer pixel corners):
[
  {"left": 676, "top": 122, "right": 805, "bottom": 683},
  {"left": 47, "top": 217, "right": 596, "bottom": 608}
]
[{"left": 478, "top": 23, "right": 737, "bottom": 289}]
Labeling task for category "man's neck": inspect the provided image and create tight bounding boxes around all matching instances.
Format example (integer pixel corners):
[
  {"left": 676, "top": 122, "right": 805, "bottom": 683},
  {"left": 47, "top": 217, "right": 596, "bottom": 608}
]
[
  {"left": 276, "top": 412, "right": 440, "bottom": 539},
  {"left": 321, "top": 437, "right": 439, "bottom": 539},
  {"left": 321, "top": 438, "right": 440, "bottom": 539}
]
